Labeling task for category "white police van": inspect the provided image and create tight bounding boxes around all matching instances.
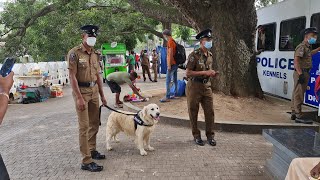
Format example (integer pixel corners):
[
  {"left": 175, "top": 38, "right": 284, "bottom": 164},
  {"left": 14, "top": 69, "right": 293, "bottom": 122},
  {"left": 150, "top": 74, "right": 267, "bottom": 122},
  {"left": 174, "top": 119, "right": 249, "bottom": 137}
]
[{"left": 256, "top": 0, "right": 320, "bottom": 108}]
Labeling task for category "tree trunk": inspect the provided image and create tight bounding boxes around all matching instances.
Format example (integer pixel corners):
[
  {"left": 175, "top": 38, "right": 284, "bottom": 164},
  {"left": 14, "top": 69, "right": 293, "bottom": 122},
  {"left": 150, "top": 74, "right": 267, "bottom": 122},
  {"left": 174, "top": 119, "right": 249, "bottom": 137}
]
[
  {"left": 166, "top": 0, "right": 263, "bottom": 98},
  {"left": 161, "top": 21, "right": 171, "bottom": 47}
]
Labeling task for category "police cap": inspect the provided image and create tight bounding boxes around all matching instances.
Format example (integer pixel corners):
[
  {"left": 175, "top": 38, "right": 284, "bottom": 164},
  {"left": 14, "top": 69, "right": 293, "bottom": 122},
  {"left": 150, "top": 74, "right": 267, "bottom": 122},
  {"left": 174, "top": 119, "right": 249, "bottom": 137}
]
[
  {"left": 80, "top": 25, "right": 99, "bottom": 37},
  {"left": 304, "top": 27, "right": 318, "bottom": 35},
  {"left": 196, "top": 29, "right": 212, "bottom": 40}
]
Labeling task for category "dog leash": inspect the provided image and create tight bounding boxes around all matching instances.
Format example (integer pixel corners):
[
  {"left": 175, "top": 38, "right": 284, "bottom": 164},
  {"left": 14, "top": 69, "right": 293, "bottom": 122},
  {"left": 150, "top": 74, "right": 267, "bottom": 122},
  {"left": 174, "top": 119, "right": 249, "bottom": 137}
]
[{"left": 99, "top": 104, "right": 137, "bottom": 125}]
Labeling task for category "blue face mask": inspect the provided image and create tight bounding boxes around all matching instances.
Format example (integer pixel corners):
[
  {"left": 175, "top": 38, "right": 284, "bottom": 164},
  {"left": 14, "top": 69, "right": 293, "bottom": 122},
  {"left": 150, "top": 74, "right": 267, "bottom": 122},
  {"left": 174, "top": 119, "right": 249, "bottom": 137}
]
[
  {"left": 308, "top": 37, "right": 317, "bottom": 45},
  {"left": 204, "top": 41, "right": 213, "bottom": 49}
]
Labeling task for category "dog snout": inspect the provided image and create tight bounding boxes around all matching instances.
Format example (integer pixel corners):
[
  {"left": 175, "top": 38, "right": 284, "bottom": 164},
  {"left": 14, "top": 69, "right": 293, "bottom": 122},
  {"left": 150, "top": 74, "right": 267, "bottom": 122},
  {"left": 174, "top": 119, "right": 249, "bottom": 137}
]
[{"left": 156, "top": 112, "right": 160, "bottom": 116}]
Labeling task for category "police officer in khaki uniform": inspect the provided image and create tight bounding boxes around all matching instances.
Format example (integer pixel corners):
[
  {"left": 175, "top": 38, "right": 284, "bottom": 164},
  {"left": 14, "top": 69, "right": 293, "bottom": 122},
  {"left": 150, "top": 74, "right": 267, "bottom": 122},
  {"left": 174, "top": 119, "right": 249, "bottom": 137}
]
[
  {"left": 151, "top": 49, "right": 159, "bottom": 82},
  {"left": 68, "top": 25, "right": 107, "bottom": 172},
  {"left": 186, "top": 29, "right": 218, "bottom": 146},
  {"left": 291, "top": 27, "right": 320, "bottom": 124}
]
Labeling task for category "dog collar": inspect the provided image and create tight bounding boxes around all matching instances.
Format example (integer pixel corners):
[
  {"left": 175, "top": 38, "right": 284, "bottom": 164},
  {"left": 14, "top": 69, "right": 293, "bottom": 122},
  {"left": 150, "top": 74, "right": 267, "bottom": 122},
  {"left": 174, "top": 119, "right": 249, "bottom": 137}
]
[{"left": 134, "top": 111, "right": 153, "bottom": 130}]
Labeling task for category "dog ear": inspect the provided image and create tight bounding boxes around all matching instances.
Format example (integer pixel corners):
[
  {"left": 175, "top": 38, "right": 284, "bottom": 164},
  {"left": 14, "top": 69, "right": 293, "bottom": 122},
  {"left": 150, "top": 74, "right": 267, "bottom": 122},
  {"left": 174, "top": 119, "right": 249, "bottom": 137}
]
[{"left": 142, "top": 106, "right": 148, "bottom": 119}]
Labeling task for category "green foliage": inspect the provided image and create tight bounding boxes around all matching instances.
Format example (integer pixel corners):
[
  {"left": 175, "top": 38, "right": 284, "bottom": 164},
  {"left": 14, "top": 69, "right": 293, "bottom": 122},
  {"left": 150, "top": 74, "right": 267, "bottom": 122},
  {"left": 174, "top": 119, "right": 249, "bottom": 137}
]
[
  {"left": 172, "top": 24, "right": 195, "bottom": 42},
  {"left": 0, "top": 0, "right": 159, "bottom": 61},
  {"left": 255, "top": 0, "right": 282, "bottom": 8}
]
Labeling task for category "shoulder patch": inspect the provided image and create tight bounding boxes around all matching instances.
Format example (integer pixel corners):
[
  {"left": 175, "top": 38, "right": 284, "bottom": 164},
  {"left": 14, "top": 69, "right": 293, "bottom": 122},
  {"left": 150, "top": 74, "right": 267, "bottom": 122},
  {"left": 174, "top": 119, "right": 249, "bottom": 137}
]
[
  {"left": 69, "top": 52, "right": 76, "bottom": 63},
  {"left": 190, "top": 55, "right": 195, "bottom": 62}
]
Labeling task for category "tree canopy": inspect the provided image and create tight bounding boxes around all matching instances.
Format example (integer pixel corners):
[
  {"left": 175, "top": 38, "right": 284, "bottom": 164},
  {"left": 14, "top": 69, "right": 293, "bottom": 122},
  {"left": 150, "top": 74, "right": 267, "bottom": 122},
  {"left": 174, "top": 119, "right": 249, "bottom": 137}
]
[{"left": 0, "top": 0, "right": 165, "bottom": 61}]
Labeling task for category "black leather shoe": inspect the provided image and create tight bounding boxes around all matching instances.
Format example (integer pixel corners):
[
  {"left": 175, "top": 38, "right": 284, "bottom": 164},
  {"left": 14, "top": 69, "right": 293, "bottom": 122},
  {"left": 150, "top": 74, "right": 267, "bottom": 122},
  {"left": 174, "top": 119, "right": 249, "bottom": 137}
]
[
  {"left": 291, "top": 113, "right": 296, "bottom": 120},
  {"left": 207, "top": 138, "right": 217, "bottom": 146},
  {"left": 295, "top": 118, "right": 313, "bottom": 124},
  {"left": 81, "top": 162, "right": 103, "bottom": 172},
  {"left": 149, "top": 78, "right": 153, "bottom": 82},
  {"left": 91, "top": 150, "right": 106, "bottom": 160},
  {"left": 194, "top": 138, "right": 205, "bottom": 146}
]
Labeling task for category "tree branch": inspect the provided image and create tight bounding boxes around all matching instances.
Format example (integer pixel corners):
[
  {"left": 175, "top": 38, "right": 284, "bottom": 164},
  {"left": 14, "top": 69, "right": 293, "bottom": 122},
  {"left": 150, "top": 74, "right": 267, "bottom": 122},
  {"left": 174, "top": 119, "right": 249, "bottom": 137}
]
[{"left": 127, "top": 0, "right": 191, "bottom": 27}]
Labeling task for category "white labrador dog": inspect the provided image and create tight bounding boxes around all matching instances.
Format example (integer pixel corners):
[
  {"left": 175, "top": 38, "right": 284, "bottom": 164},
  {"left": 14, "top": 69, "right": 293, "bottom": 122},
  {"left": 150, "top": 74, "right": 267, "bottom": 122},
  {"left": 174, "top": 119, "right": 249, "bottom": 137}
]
[{"left": 106, "top": 103, "right": 160, "bottom": 156}]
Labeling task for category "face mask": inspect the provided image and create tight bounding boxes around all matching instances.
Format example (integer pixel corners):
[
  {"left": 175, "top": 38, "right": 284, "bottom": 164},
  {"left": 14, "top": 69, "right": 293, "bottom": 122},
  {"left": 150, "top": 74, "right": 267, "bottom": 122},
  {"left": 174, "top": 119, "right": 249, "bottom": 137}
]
[
  {"left": 308, "top": 37, "right": 317, "bottom": 45},
  {"left": 204, "top": 41, "right": 213, "bottom": 49},
  {"left": 86, "top": 37, "right": 96, "bottom": 47}
]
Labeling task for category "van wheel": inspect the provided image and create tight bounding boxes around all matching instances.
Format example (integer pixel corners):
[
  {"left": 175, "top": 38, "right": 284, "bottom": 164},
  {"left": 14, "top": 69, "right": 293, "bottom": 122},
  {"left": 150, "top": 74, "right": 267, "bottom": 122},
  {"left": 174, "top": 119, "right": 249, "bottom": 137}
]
[
  {"left": 66, "top": 79, "right": 68, "bottom": 84},
  {"left": 58, "top": 80, "right": 61, "bottom": 84}
]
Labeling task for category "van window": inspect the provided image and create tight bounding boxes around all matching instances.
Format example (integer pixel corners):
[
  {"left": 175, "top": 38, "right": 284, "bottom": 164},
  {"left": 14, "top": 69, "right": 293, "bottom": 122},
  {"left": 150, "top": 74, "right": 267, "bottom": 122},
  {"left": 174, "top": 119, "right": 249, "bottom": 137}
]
[
  {"left": 311, "top": 13, "right": 320, "bottom": 48},
  {"left": 279, "top": 17, "right": 306, "bottom": 51},
  {"left": 257, "top": 23, "right": 276, "bottom": 51}
]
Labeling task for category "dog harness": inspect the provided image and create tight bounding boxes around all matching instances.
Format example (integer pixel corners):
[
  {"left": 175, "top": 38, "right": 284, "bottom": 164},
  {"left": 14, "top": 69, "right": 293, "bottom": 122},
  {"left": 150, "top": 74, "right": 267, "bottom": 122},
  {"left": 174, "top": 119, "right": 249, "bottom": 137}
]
[{"left": 134, "top": 111, "right": 153, "bottom": 130}]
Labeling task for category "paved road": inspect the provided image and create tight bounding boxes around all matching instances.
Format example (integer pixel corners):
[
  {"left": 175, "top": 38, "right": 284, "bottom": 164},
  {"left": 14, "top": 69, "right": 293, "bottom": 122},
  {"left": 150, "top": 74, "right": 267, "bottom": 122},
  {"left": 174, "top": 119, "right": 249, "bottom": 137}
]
[{"left": 0, "top": 73, "right": 272, "bottom": 180}]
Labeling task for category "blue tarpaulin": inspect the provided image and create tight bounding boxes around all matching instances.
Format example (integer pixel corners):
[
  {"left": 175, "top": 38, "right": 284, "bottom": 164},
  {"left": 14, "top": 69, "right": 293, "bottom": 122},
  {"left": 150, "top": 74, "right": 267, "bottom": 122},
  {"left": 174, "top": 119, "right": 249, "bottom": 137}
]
[{"left": 159, "top": 47, "right": 167, "bottom": 74}]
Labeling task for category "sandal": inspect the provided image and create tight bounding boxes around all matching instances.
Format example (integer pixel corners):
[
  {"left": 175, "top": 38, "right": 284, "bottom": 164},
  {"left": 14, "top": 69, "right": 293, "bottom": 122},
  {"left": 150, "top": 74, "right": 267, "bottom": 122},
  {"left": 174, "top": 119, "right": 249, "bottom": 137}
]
[
  {"left": 114, "top": 104, "right": 123, "bottom": 108},
  {"left": 160, "top": 98, "right": 170, "bottom": 103}
]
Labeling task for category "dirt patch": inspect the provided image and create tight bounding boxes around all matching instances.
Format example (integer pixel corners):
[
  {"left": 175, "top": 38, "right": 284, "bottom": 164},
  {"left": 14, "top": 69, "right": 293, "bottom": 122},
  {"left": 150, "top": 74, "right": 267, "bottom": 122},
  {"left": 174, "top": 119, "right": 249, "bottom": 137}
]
[{"left": 131, "top": 89, "right": 315, "bottom": 123}]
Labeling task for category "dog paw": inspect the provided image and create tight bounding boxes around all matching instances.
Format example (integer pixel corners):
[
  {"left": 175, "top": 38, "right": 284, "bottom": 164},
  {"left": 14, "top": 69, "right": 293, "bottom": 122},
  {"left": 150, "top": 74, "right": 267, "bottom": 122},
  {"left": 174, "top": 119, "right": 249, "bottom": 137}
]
[
  {"left": 140, "top": 150, "right": 148, "bottom": 156},
  {"left": 107, "top": 147, "right": 113, "bottom": 151},
  {"left": 146, "top": 146, "right": 155, "bottom": 151},
  {"left": 113, "top": 138, "right": 120, "bottom": 143}
]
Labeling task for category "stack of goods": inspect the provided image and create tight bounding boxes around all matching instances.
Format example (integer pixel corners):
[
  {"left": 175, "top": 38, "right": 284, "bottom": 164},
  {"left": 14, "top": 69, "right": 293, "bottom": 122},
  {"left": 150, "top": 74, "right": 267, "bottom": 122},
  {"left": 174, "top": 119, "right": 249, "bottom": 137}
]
[
  {"left": 51, "top": 85, "right": 63, "bottom": 98},
  {"left": 32, "top": 69, "right": 41, "bottom": 76}
]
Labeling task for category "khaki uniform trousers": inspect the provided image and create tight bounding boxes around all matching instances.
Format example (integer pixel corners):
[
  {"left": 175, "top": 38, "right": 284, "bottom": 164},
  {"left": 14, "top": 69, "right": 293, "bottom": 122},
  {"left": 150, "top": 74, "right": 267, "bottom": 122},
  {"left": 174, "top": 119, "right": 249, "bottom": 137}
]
[
  {"left": 152, "top": 62, "right": 158, "bottom": 81},
  {"left": 291, "top": 71, "right": 310, "bottom": 118},
  {"left": 186, "top": 80, "right": 215, "bottom": 139},
  {"left": 73, "top": 85, "right": 100, "bottom": 164},
  {"left": 285, "top": 158, "right": 320, "bottom": 180},
  {"left": 142, "top": 64, "right": 151, "bottom": 80}
]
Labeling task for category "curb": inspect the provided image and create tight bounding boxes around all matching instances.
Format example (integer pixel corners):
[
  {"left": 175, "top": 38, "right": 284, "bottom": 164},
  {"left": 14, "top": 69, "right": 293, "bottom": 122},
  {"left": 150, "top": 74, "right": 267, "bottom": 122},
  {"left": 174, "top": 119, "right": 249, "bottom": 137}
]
[{"left": 124, "top": 102, "right": 320, "bottom": 134}]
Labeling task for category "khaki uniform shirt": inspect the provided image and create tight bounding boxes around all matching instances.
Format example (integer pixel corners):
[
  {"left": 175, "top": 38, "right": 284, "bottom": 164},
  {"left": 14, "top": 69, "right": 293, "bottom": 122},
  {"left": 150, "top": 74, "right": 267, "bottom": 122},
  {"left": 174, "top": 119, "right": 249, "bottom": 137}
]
[
  {"left": 67, "top": 43, "right": 101, "bottom": 93},
  {"left": 294, "top": 42, "right": 312, "bottom": 69},
  {"left": 141, "top": 54, "right": 150, "bottom": 66},
  {"left": 186, "top": 49, "right": 213, "bottom": 76},
  {"left": 152, "top": 53, "right": 159, "bottom": 63}
]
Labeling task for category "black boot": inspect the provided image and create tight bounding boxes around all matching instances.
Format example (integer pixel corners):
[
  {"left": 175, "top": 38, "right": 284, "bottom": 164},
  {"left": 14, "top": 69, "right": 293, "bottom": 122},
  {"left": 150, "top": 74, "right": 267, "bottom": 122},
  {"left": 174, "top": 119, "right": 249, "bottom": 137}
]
[
  {"left": 81, "top": 162, "right": 103, "bottom": 172},
  {"left": 207, "top": 138, "right": 217, "bottom": 146},
  {"left": 291, "top": 113, "right": 296, "bottom": 120},
  {"left": 91, "top": 150, "right": 106, "bottom": 160},
  {"left": 194, "top": 138, "right": 205, "bottom": 146}
]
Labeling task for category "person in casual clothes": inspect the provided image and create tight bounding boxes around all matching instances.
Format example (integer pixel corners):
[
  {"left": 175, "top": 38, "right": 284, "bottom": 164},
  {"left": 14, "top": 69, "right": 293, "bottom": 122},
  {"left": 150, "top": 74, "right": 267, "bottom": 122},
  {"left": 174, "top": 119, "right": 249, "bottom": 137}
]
[
  {"left": 128, "top": 51, "right": 136, "bottom": 73},
  {"left": 151, "top": 49, "right": 159, "bottom": 82},
  {"left": 0, "top": 71, "right": 14, "bottom": 180},
  {"left": 135, "top": 53, "right": 140, "bottom": 71},
  {"left": 107, "top": 71, "right": 146, "bottom": 108},
  {"left": 160, "top": 29, "right": 178, "bottom": 102},
  {"left": 141, "top": 50, "right": 153, "bottom": 82}
]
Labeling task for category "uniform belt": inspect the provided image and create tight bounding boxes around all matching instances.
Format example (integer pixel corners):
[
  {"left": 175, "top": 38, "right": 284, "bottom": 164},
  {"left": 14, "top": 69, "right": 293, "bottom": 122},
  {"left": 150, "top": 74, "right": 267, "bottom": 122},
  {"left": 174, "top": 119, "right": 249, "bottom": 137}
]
[
  {"left": 78, "top": 81, "right": 97, "bottom": 87},
  {"left": 294, "top": 68, "right": 311, "bottom": 73},
  {"left": 192, "top": 77, "right": 210, "bottom": 84}
]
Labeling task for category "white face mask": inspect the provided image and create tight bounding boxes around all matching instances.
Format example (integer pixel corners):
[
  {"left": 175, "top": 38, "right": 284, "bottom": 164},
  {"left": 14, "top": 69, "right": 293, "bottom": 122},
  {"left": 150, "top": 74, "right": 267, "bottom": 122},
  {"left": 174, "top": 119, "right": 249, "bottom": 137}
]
[{"left": 86, "top": 37, "right": 96, "bottom": 47}]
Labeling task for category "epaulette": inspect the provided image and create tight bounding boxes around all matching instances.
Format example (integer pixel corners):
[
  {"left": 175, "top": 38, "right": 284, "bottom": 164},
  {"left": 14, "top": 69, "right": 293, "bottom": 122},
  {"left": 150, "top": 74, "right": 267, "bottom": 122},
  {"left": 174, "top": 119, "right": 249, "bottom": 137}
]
[{"left": 94, "top": 50, "right": 101, "bottom": 55}]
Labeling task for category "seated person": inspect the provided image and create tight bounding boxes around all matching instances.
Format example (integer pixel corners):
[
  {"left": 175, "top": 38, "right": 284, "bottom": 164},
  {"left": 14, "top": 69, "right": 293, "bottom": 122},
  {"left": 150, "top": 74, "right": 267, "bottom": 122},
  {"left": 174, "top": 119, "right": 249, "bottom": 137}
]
[
  {"left": 285, "top": 158, "right": 320, "bottom": 180},
  {"left": 106, "top": 71, "right": 146, "bottom": 108}
]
